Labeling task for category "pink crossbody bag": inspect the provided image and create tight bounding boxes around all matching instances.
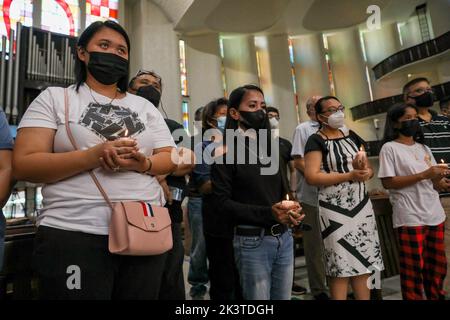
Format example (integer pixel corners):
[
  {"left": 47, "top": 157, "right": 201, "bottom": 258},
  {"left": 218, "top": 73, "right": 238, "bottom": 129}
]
[{"left": 63, "top": 89, "right": 173, "bottom": 256}]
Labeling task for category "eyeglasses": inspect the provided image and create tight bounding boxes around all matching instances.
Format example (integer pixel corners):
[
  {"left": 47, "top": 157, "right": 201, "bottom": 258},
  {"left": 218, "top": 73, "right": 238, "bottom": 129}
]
[
  {"left": 134, "top": 69, "right": 162, "bottom": 83},
  {"left": 321, "top": 105, "right": 345, "bottom": 114}
]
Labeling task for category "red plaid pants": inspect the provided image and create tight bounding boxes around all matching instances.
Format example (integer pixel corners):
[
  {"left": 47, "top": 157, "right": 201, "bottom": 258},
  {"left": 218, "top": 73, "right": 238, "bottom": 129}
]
[{"left": 397, "top": 222, "right": 447, "bottom": 300}]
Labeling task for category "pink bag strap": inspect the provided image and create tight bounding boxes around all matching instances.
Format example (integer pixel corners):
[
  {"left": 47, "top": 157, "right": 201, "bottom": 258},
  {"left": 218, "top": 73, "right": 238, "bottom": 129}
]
[{"left": 63, "top": 88, "right": 114, "bottom": 211}]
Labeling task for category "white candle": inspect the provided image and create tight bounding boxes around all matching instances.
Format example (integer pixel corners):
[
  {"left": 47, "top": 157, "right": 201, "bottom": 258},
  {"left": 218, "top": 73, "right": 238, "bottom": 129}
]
[
  {"left": 355, "top": 146, "right": 367, "bottom": 169},
  {"left": 438, "top": 159, "right": 450, "bottom": 169},
  {"left": 281, "top": 194, "right": 295, "bottom": 210},
  {"left": 119, "top": 129, "right": 134, "bottom": 142}
]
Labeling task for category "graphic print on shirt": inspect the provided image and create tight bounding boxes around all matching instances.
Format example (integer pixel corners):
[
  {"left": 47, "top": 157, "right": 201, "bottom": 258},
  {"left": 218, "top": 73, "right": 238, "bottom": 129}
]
[{"left": 78, "top": 102, "right": 145, "bottom": 140}]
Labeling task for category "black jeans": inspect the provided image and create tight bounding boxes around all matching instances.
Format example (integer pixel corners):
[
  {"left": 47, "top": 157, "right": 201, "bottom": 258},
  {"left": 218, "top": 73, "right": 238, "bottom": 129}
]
[
  {"left": 33, "top": 226, "right": 167, "bottom": 300},
  {"left": 204, "top": 233, "right": 242, "bottom": 300},
  {"left": 158, "top": 222, "right": 186, "bottom": 300}
]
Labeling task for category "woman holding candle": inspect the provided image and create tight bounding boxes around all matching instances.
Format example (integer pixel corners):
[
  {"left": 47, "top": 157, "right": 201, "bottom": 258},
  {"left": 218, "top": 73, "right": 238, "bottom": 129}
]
[
  {"left": 211, "top": 85, "right": 304, "bottom": 300},
  {"left": 13, "top": 21, "right": 176, "bottom": 299},
  {"left": 378, "top": 103, "right": 449, "bottom": 300},
  {"left": 304, "top": 96, "right": 384, "bottom": 300}
]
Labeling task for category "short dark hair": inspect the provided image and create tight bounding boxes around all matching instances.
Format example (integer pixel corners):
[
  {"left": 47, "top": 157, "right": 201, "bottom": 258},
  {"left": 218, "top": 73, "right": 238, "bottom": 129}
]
[
  {"left": 402, "top": 77, "right": 430, "bottom": 95},
  {"left": 314, "top": 96, "right": 341, "bottom": 128},
  {"left": 75, "top": 20, "right": 131, "bottom": 92},
  {"left": 128, "top": 70, "right": 163, "bottom": 92},
  {"left": 194, "top": 107, "right": 204, "bottom": 122},
  {"left": 202, "top": 98, "right": 228, "bottom": 130},
  {"left": 440, "top": 96, "right": 450, "bottom": 110},
  {"left": 266, "top": 106, "right": 279, "bottom": 116},
  {"left": 382, "top": 103, "right": 424, "bottom": 145}
]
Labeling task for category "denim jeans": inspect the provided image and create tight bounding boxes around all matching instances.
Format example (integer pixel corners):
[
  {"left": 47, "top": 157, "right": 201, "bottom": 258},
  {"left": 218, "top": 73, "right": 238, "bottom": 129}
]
[
  {"left": 0, "top": 213, "right": 5, "bottom": 271},
  {"left": 187, "top": 197, "right": 209, "bottom": 294},
  {"left": 233, "top": 227, "right": 293, "bottom": 300}
]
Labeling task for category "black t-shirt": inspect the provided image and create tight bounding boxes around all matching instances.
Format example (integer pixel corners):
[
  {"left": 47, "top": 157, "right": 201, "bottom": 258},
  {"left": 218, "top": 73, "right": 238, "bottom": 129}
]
[
  {"left": 205, "top": 137, "right": 287, "bottom": 238},
  {"left": 163, "top": 118, "right": 187, "bottom": 223},
  {"left": 279, "top": 137, "right": 293, "bottom": 169},
  {"left": 186, "top": 134, "right": 203, "bottom": 198}
]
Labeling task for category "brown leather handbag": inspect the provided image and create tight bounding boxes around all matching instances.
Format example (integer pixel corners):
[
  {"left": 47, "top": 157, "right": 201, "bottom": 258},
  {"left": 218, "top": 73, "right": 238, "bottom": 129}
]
[{"left": 63, "top": 89, "right": 173, "bottom": 255}]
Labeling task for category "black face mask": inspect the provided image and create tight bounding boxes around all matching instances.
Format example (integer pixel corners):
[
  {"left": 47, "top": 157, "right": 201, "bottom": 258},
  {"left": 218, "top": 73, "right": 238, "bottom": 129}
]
[
  {"left": 239, "top": 109, "right": 267, "bottom": 130},
  {"left": 136, "top": 85, "right": 161, "bottom": 107},
  {"left": 409, "top": 91, "right": 434, "bottom": 108},
  {"left": 399, "top": 119, "right": 421, "bottom": 137},
  {"left": 87, "top": 51, "right": 129, "bottom": 85}
]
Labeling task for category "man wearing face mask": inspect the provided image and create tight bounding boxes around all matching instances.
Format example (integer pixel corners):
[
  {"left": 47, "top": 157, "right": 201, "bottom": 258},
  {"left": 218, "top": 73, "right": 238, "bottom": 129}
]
[
  {"left": 129, "top": 70, "right": 195, "bottom": 300},
  {"left": 266, "top": 107, "right": 297, "bottom": 194},
  {"left": 291, "top": 96, "right": 330, "bottom": 300},
  {"left": 404, "top": 78, "right": 450, "bottom": 296},
  {"left": 404, "top": 78, "right": 450, "bottom": 167}
]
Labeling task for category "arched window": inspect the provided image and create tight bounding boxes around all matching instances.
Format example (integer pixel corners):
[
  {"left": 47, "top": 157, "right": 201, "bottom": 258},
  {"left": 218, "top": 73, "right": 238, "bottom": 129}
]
[
  {"left": 86, "top": 0, "right": 119, "bottom": 26},
  {"left": 0, "top": 0, "right": 33, "bottom": 41},
  {"left": 41, "top": 0, "right": 80, "bottom": 36}
]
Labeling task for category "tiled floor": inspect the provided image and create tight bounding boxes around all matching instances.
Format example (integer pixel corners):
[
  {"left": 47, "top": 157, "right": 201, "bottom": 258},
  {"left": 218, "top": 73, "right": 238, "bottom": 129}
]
[{"left": 182, "top": 255, "right": 404, "bottom": 300}]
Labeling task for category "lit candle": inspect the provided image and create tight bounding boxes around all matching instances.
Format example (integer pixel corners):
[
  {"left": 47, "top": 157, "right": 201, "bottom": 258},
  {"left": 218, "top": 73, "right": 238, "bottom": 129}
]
[
  {"left": 355, "top": 146, "right": 367, "bottom": 169},
  {"left": 281, "top": 194, "right": 296, "bottom": 210},
  {"left": 119, "top": 129, "right": 134, "bottom": 141},
  {"left": 438, "top": 159, "right": 450, "bottom": 169}
]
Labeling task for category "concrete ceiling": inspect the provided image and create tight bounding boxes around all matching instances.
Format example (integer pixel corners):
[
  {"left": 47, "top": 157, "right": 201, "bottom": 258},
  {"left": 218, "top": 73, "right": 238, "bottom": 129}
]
[
  {"left": 173, "top": 0, "right": 427, "bottom": 36},
  {"left": 151, "top": 0, "right": 194, "bottom": 24}
]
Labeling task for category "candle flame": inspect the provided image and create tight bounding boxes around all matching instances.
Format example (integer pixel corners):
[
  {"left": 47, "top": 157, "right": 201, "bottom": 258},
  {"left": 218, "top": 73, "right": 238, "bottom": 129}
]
[
  {"left": 360, "top": 146, "right": 363, "bottom": 151},
  {"left": 441, "top": 159, "right": 445, "bottom": 164},
  {"left": 286, "top": 194, "right": 290, "bottom": 201},
  {"left": 124, "top": 129, "right": 128, "bottom": 137}
]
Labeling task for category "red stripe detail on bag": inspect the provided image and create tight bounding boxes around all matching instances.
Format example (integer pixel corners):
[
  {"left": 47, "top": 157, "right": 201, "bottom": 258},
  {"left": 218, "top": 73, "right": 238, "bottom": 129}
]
[{"left": 141, "top": 202, "right": 148, "bottom": 216}]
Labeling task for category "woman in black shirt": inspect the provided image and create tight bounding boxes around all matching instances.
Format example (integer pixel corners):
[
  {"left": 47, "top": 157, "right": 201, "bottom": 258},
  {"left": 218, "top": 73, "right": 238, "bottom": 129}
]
[{"left": 211, "top": 85, "right": 303, "bottom": 300}]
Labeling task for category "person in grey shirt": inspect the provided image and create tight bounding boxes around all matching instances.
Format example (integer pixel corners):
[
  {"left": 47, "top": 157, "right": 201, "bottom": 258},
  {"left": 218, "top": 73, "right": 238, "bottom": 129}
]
[{"left": 291, "top": 96, "right": 329, "bottom": 300}]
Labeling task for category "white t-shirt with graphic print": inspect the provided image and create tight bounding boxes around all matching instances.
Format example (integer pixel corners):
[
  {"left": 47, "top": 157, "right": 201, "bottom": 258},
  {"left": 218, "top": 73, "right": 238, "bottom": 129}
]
[
  {"left": 18, "top": 84, "right": 176, "bottom": 235},
  {"left": 378, "top": 141, "right": 445, "bottom": 228}
]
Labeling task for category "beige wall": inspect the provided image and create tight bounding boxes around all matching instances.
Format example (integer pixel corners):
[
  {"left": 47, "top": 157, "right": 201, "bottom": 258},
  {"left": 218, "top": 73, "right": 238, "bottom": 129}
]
[
  {"left": 398, "top": 15, "right": 423, "bottom": 49},
  {"left": 428, "top": 0, "right": 450, "bottom": 37},
  {"left": 327, "top": 28, "right": 383, "bottom": 191},
  {"left": 221, "top": 35, "right": 260, "bottom": 92},
  {"left": 362, "top": 23, "right": 404, "bottom": 100},
  {"left": 184, "top": 33, "right": 224, "bottom": 132},
  {"left": 255, "top": 34, "right": 298, "bottom": 139},
  {"left": 291, "top": 34, "right": 330, "bottom": 123},
  {"left": 124, "top": 0, "right": 183, "bottom": 122}
]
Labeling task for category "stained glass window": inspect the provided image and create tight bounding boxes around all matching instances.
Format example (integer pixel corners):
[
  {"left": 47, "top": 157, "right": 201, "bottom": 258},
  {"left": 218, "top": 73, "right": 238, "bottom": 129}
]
[
  {"left": 219, "top": 37, "right": 227, "bottom": 97},
  {"left": 323, "top": 34, "right": 336, "bottom": 96},
  {"left": 182, "top": 100, "right": 189, "bottom": 132},
  {"left": 179, "top": 39, "right": 188, "bottom": 96},
  {"left": 41, "top": 0, "right": 80, "bottom": 36},
  {"left": 86, "top": 0, "right": 119, "bottom": 26},
  {"left": 0, "top": 0, "right": 33, "bottom": 49},
  {"left": 288, "top": 38, "right": 300, "bottom": 124}
]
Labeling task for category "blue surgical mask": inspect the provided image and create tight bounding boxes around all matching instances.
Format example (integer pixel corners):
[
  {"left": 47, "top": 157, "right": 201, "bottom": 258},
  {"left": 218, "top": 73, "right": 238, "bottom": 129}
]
[{"left": 216, "top": 116, "right": 227, "bottom": 130}]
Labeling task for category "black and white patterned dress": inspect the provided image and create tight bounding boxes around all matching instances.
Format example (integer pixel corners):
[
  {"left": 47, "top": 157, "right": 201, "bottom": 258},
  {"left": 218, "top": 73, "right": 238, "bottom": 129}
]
[{"left": 305, "top": 131, "right": 384, "bottom": 277}]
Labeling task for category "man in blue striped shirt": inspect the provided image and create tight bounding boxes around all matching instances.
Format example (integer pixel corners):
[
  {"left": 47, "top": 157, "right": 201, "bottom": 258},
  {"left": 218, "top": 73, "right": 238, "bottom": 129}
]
[{"left": 404, "top": 77, "right": 450, "bottom": 296}]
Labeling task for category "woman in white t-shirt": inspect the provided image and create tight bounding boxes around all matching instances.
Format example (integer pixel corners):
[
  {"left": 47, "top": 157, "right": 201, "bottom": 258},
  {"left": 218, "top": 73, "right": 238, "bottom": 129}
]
[
  {"left": 13, "top": 21, "right": 176, "bottom": 299},
  {"left": 378, "top": 103, "right": 449, "bottom": 300}
]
